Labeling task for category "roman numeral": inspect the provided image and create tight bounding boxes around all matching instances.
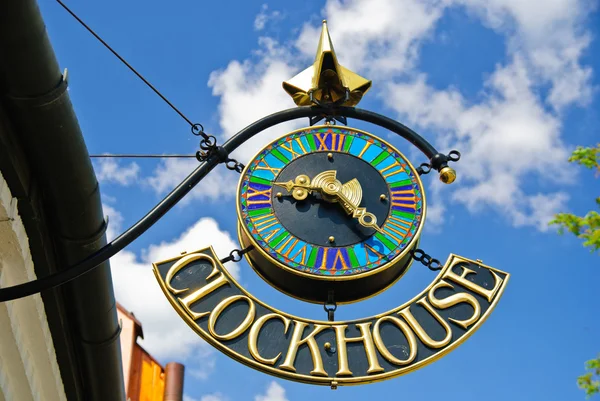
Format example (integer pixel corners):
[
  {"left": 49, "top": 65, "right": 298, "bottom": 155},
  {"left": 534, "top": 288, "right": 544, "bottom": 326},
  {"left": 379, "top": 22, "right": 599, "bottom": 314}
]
[
  {"left": 357, "top": 141, "right": 372, "bottom": 158},
  {"left": 279, "top": 238, "right": 299, "bottom": 257},
  {"left": 379, "top": 161, "right": 404, "bottom": 178},
  {"left": 362, "top": 243, "right": 385, "bottom": 263},
  {"left": 247, "top": 186, "right": 272, "bottom": 206},
  {"left": 332, "top": 249, "right": 348, "bottom": 270},
  {"left": 262, "top": 226, "right": 283, "bottom": 242},
  {"left": 320, "top": 248, "right": 329, "bottom": 269},
  {"left": 389, "top": 214, "right": 411, "bottom": 227},
  {"left": 255, "top": 159, "right": 281, "bottom": 176},
  {"left": 251, "top": 213, "right": 278, "bottom": 233},
  {"left": 279, "top": 139, "right": 307, "bottom": 160},
  {"left": 382, "top": 225, "right": 405, "bottom": 244},
  {"left": 290, "top": 243, "right": 309, "bottom": 264},
  {"left": 391, "top": 201, "right": 416, "bottom": 210},
  {"left": 315, "top": 133, "right": 330, "bottom": 150}
]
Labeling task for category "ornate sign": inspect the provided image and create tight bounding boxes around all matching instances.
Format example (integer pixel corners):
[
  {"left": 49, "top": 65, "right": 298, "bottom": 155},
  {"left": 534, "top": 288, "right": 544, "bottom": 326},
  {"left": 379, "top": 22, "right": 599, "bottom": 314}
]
[{"left": 153, "top": 20, "right": 510, "bottom": 388}]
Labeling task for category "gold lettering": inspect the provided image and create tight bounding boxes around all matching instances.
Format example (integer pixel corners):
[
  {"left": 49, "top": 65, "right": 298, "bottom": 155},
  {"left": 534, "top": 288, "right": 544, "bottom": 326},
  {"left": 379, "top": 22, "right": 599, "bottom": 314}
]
[
  {"left": 336, "top": 134, "right": 344, "bottom": 151},
  {"left": 373, "top": 316, "right": 417, "bottom": 365},
  {"left": 332, "top": 249, "right": 348, "bottom": 270},
  {"left": 295, "top": 138, "right": 308, "bottom": 154},
  {"left": 334, "top": 323, "right": 384, "bottom": 376},
  {"left": 398, "top": 297, "right": 452, "bottom": 348},
  {"left": 248, "top": 313, "right": 291, "bottom": 365},
  {"left": 357, "top": 141, "right": 372, "bottom": 158},
  {"left": 388, "top": 214, "right": 410, "bottom": 229},
  {"left": 247, "top": 186, "right": 272, "bottom": 206},
  {"left": 391, "top": 201, "right": 416, "bottom": 209},
  {"left": 279, "top": 142, "right": 303, "bottom": 159},
  {"left": 280, "top": 321, "right": 328, "bottom": 376},
  {"left": 252, "top": 214, "right": 278, "bottom": 234},
  {"left": 380, "top": 161, "right": 406, "bottom": 179},
  {"left": 275, "top": 236, "right": 294, "bottom": 253},
  {"left": 262, "top": 227, "right": 282, "bottom": 242},
  {"left": 320, "top": 248, "right": 329, "bottom": 269},
  {"left": 281, "top": 239, "right": 299, "bottom": 258},
  {"left": 363, "top": 243, "right": 385, "bottom": 263},
  {"left": 172, "top": 255, "right": 230, "bottom": 320},
  {"left": 208, "top": 295, "right": 256, "bottom": 341},
  {"left": 315, "top": 133, "right": 330, "bottom": 150},
  {"left": 444, "top": 264, "right": 503, "bottom": 302},
  {"left": 255, "top": 159, "right": 281, "bottom": 176},
  {"left": 290, "top": 243, "right": 308, "bottom": 264},
  {"left": 428, "top": 280, "right": 481, "bottom": 329}
]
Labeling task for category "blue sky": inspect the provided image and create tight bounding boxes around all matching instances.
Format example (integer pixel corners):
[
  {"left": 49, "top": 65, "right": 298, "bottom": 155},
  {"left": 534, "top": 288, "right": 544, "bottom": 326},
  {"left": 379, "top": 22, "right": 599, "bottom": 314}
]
[{"left": 39, "top": 0, "right": 599, "bottom": 400}]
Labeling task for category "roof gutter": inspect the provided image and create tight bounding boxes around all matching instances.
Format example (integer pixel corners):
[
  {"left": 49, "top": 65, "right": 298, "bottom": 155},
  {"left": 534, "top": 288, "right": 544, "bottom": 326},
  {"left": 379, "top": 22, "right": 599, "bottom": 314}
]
[{"left": 0, "top": 1, "right": 126, "bottom": 400}]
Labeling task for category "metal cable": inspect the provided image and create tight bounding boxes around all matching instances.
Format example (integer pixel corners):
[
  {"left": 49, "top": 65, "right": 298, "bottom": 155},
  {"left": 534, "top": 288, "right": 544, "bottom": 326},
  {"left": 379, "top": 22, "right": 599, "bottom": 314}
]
[{"left": 55, "top": 0, "right": 197, "bottom": 129}]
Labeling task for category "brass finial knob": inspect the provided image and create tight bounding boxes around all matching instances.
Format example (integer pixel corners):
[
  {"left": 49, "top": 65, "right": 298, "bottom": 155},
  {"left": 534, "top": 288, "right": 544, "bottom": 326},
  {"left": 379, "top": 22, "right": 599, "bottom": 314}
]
[{"left": 439, "top": 166, "right": 456, "bottom": 184}]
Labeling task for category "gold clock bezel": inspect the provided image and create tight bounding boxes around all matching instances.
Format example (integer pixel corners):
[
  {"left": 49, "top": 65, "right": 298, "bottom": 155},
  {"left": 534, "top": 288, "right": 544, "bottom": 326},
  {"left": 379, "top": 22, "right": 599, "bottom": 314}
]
[{"left": 235, "top": 124, "right": 427, "bottom": 283}]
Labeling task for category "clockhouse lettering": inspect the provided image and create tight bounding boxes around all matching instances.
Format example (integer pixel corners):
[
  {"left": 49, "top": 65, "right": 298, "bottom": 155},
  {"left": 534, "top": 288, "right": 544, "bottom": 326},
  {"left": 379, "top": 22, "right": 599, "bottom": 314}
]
[{"left": 153, "top": 248, "right": 508, "bottom": 385}]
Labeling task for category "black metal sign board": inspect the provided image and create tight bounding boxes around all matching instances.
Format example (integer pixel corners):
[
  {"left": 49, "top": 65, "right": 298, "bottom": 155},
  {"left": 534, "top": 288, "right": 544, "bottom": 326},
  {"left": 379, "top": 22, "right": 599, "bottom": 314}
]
[{"left": 154, "top": 247, "right": 508, "bottom": 387}]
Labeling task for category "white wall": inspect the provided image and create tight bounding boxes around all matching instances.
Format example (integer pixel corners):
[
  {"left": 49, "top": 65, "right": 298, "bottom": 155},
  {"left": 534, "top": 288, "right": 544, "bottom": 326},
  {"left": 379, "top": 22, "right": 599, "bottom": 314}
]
[{"left": 0, "top": 171, "right": 67, "bottom": 401}]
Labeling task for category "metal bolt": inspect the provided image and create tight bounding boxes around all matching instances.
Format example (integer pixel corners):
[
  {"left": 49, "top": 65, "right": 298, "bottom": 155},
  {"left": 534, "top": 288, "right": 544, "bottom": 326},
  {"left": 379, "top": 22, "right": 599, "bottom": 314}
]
[
  {"left": 324, "top": 342, "right": 332, "bottom": 350},
  {"left": 327, "top": 153, "right": 333, "bottom": 160},
  {"left": 380, "top": 194, "right": 387, "bottom": 201},
  {"left": 328, "top": 236, "right": 335, "bottom": 243},
  {"left": 276, "top": 192, "right": 282, "bottom": 198}
]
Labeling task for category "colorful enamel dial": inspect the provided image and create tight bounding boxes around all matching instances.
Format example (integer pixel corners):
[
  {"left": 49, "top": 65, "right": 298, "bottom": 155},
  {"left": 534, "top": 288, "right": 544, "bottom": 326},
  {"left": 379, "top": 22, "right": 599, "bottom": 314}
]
[{"left": 237, "top": 125, "right": 426, "bottom": 303}]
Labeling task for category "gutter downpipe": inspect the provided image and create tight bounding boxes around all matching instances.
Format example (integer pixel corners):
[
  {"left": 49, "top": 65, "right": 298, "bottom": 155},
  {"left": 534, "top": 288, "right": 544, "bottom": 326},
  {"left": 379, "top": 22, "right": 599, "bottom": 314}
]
[{"left": 0, "top": 1, "right": 126, "bottom": 400}]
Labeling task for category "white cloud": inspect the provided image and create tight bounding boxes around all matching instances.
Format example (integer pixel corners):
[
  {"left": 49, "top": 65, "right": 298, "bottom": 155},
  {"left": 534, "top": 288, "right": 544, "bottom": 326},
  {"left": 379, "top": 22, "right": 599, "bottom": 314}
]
[
  {"left": 254, "top": 382, "right": 289, "bottom": 401},
  {"left": 254, "top": 4, "right": 282, "bottom": 31},
  {"left": 105, "top": 206, "right": 239, "bottom": 368},
  {"left": 94, "top": 158, "right": 140, "bottom": 185},
  {"left": 102, "top": 203, "right": 124, "bottom": 241},
  {"left": 201, "top": 393, "right": 226, "bottom": 401},
  {"left": 189, "top": 352, "right": 216, "bottom": 381},
  {"left": 146, "top": 159, "right": 238, "bottom": 203},
  {"left": 383, "top": 59, "right": 572, "bottom": 229},
  {"left": 208, "top": 37, "right": 303, "bottom": 163},
  {"left": 204, "top": 0, "right": 593, "bottom": 231},
  {"left": 456, "top": 0, "right": 593, "bottom": 110},
  {"left": 296, "top": 0, "right": 447, "bottom": 76}
]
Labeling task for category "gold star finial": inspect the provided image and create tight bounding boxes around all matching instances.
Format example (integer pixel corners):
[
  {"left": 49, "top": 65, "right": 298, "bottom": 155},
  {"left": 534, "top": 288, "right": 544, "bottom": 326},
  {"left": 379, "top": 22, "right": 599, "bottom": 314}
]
[{"left": 282, "top": 20, "right": 371, "bottom": 107}]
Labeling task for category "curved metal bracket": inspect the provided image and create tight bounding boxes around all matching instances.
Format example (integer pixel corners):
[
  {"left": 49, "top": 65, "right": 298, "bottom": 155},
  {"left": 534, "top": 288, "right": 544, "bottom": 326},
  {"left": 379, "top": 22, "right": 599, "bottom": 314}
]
[{"left": 0, "top": 106, "right": 447, "bottom": 302}]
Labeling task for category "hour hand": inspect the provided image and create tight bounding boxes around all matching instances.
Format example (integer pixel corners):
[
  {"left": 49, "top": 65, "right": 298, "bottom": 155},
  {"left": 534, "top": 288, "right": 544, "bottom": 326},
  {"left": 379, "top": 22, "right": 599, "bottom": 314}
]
[{"left": 272, "top": 175, "right": 316, "bottom": 201}]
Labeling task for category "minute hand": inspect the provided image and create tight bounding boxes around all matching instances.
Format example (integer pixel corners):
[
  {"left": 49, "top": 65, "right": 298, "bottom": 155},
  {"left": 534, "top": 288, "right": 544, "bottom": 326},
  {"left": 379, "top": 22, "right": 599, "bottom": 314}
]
[{"left": 333, "top": 187, "right": 386, "bottom": 234}]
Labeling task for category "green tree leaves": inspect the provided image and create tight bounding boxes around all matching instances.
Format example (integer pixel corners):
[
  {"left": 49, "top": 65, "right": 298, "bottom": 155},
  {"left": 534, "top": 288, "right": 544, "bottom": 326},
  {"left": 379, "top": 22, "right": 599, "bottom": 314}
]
[
  {"left": 578, "top": 355, "right": 600, "bottom": 398},
  {"left": 549, "top": 144, "right": 600, "bottom": 253},
  {"left": 549, "top": 144, "right": 599, "bottom": 398}
]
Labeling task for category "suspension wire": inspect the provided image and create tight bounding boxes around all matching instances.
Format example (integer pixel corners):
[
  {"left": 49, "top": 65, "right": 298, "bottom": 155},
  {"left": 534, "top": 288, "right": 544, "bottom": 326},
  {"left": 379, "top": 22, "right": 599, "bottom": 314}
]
[
  {"left": 55, "top": 0, "right": 195, "bottom": 129},
  {"left": 90, "top": 155, "right": 196, "bottom": 158}
]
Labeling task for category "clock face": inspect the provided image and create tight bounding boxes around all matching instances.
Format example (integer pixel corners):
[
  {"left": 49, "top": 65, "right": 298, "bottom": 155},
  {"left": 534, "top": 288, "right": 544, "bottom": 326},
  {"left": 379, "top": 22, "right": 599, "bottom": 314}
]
[{"left": 237, "top": 125, "right": 425, "bottom": 294}]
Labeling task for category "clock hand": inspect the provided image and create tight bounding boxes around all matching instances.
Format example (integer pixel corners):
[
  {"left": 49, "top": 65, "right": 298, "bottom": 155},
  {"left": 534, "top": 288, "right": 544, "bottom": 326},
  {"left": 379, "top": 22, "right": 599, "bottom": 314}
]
[
  {"left": 272, "top": 175, "right": 317, "bottom": 201},
  {"left": 312, "top": 170, "right": 386, "bottom": 234},
  {"left": 332, "top": 187, "right": 386, "bottom": 234},
  {"left": 273, "top": 171, "right": 385, "bottom": 234}
]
